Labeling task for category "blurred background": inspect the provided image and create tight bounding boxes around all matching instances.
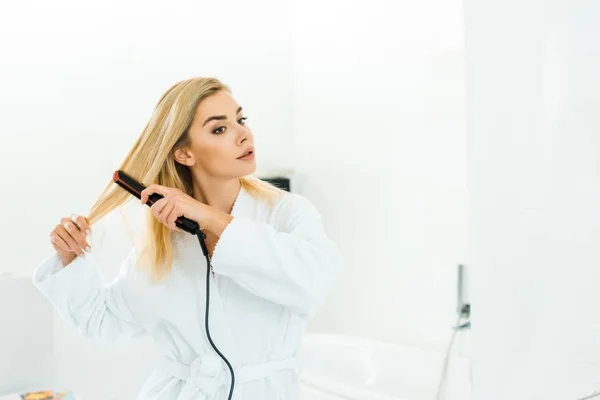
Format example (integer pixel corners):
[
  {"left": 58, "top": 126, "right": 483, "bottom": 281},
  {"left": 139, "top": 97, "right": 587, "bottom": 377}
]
[{"left": 1, "top": 0, "right": 599, "bottom": 399}]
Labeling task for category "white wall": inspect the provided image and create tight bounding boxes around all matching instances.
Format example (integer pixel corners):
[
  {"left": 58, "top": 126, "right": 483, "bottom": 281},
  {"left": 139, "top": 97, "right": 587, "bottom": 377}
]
[
  {"left": 465, "top": 1, "right": 600, "bottom": 399},
  {"left": 291, "top": 0, "right": 469, "bottom": 354},
  {"left": 1, "top": 0, "right": 468, "bottom": 398}
]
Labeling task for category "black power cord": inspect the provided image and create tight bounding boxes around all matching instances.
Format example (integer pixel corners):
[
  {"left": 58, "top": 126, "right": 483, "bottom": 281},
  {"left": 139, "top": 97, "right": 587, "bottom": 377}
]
[
  {"left": 111, "top": 170, "right": 235, "bottom": 398},
  {"left": 194, "top": 228, "right": 236, "bottom": 400}
]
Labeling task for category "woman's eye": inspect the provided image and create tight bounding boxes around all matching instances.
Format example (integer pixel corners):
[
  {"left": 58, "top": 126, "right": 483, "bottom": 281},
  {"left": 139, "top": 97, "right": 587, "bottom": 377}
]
[{"left": 212, "top": 117, "right": 248, "bottom": 135}]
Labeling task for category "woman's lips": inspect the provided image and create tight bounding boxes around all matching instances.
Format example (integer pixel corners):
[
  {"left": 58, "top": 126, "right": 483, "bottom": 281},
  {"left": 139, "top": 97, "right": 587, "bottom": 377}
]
[{"left": 237, "top": 151, "right": 255, "bottom": 161}]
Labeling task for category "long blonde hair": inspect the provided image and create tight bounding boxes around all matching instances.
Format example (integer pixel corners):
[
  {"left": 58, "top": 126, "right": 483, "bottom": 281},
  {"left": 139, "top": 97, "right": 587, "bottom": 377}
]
[{"left": 84, "top": 77, "right": 284, "bottom": 282}]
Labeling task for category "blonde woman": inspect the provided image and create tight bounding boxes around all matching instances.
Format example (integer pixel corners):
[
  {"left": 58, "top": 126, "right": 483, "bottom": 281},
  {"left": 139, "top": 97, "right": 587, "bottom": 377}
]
[{"left": 33, "top": 77, "right": 344, "bottom": 400}]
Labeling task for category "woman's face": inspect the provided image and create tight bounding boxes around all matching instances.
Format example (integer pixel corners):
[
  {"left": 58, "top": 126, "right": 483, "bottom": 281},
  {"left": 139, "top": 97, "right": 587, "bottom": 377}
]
[{"left": 177, "top": 90, "right": 256, "bottom": 178}]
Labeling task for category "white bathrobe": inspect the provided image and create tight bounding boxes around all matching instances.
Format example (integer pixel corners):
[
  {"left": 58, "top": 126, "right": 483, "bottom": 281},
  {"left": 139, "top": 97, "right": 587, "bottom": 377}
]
[{"left": 32, "top": 186, "right": 344, "bottom": 400}]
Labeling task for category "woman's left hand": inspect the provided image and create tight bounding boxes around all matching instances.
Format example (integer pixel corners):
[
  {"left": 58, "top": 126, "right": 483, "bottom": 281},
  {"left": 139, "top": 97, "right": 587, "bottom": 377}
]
[{"left": 140, "top": 184, "right": 214, "bottom": 232}]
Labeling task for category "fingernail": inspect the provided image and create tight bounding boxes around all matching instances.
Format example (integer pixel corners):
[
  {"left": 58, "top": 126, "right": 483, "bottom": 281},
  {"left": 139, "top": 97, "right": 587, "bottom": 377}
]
[
  {"left": 86, "top": 229, "right": 91, "bottom": 236},
  {"left": 85, "top": 246, "right": 92, "bottom": 253}
]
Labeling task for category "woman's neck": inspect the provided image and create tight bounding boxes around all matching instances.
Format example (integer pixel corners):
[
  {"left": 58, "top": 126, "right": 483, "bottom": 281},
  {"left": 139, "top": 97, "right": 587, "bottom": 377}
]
[{"left": 192, "top": 178, "right": 241, "bottom": 215}]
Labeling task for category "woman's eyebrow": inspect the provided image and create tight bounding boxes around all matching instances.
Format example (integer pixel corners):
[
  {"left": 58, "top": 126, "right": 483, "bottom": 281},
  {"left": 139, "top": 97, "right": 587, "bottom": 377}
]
[{"left": 202, "top": 106, "right": 243, "bottom": 127}]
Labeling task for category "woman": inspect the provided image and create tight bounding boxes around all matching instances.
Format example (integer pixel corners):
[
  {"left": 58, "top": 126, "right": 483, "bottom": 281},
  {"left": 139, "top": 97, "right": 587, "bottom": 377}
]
[{"left": 33, "top": 77, "right": 344, "bottom": 400}]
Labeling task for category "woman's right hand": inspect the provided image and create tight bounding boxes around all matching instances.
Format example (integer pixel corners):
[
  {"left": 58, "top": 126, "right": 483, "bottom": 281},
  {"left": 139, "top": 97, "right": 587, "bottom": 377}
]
[{"left": 49, "top": 214, "right": 92, "bottom": 267}]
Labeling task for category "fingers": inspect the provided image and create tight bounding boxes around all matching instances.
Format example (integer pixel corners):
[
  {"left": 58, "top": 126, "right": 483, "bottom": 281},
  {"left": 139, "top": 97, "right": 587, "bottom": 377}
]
[
  {"left": 141, "top": 184, "right": 169, "bottom": 205},
  {"left": 162, "top": 202, "right": 179, "bottom": 231},
  {"left": 140, "top": 185, "right": 183, "bottom": 232},
  {"left": 62, "top": 217, "right": 90, "bottom": 253},
  {"left": 140, "top": 184, "right": 152, "bottom": 205},
  {"left": 50, "top": 230, "right": 71, "bottom": 253},
  {"left": 70, "top": 214, "right": 91, "bottom": 236},
  {"left": 157, "top": 202, "right": 171, "bottom": 226},
  {"left": 151, "top": 197, "right": 180, "bottom": 231},
  {"left": 49, "top": 214, "right": 92, "bottom": 257},
  {"left": 151, "top": 198, "right": 167, "bottom": 222},
  {"left": 55, "top": 221, "right": 86, "bottom": 256},
  {"left": 60, "top": 224, "right": 84, "bottom": 256}
]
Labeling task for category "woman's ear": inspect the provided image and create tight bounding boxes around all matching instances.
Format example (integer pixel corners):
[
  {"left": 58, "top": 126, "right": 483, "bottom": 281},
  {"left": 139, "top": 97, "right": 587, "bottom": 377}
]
[{"left": 173, "top": 147, "right": 195, "bottom": 167}]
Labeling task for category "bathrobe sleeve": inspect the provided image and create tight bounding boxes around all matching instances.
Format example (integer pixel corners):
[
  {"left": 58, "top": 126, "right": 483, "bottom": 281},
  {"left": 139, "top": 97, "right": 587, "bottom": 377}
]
[
  {"left": 210, "top": 193, "right": 344, "bottom": 317},
  {"left": 32, "top": 247, "right": 146, "bottom": 345}
]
